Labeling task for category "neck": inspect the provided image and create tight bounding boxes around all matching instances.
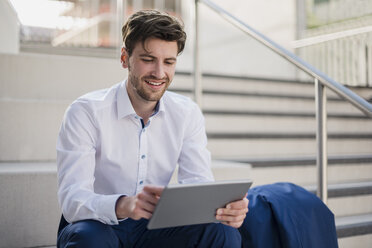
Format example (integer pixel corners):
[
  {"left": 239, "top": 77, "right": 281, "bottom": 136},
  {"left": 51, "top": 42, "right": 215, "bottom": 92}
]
[{"left": 133, "top": 100, "right": 157, "bottom": 124}]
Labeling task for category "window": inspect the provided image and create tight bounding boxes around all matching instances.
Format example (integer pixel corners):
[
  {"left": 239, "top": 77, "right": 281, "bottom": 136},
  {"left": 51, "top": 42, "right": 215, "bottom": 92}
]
[{"left": 9, "top": 0, "right": 183, "bottom": 57}]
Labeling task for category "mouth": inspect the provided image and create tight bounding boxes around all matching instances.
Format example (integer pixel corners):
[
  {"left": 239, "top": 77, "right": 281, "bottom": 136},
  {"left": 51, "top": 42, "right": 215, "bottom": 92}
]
[
  {"left": 144, "top": 79, "right": 167, "bottom": 90},
  {"left": 145, "top": 80, "right": 164, "bottom": 86}
]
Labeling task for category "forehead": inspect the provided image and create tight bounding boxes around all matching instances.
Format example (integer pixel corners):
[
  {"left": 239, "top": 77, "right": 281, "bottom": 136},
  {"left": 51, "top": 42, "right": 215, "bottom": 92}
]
[{"left": 132, "top": 38, "right": 178, "bottom": 58}]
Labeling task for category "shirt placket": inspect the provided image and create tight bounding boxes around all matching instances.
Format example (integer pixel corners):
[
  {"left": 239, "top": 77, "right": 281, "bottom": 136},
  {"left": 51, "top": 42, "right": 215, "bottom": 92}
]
[{"left": 135, "top": 116, "right": 148, "bottom": 194}]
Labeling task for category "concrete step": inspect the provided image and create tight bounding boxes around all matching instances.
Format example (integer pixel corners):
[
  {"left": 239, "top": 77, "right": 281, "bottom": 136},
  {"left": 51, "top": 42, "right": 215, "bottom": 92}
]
[
  {"left": 210, "top": 159, "right": 372, "bottom": 219},
  {"left": 1, "top": 53, "right": 371, "bottom": 162},
  {"left": 4, "top": 51, "right": 370, "bottom": 101},
  {"left": 211, "top": 161, "right": 372, "bottom": 219},
  {"left": 0, "top": 163, "right": 60, "bottom": 248},
  {"left": 238, "top": 160, "right": 372, "bottom": 186},
  {"left": 214, "top": 156, "right": 372, "bottom": 220},
  {"left": 228, "top": 154, "right": 372, "bottom": 167},
  {"left": 337, "top": 215, "right": 372, "bottom": 248},
  {"left": 173, "top": 72, "right": 372, "bottom": 101},
  {"left": 2, "top": 97, "right": 371, "bottom": 161},
  {"left": 336, "top": 214, "right": 372, "bottom": 238},
  {"left": 0, "top": 53, "right": 306, "bottom": 100},
  {"left": 208, "top": 138, "right": 372, "bottom": 159},
  {"left": 307, "top": 182, "right": 372, "bottom": 217},
  {"left": 328, "top": 193, "right": 372, "bottom": 218},
  {"left": 172, "top": 73, "right": 315, "bottom": 96},
  {"left": 0, "top": 100, "right": 67, "bottom": 161},
  {"left": 204, "top": 112, "right": 372, "bottom": 134},
  {"left": 21, "top": 219, "right": 372, "bottom": 248},
  {"left": 1, "top": 53, "right": 370, "bottom": 116},
  {"left": 201, "top": 93, "right": 361, "bottom": 115},
  {"left": 307, "top": 181, "right": 372, "bottom": 198},
  {"left": 1, "top": 162, "right": 371, "bottom": 248},
  {"left": 0, "top": 52, "right": 126, "bottom": 101},
  {"left": 175, "top": 88, "right": 364, "bottom": 115},
  {"left": 0, "top": 52, "right": 303, "bottom": 100},
  {"left": 208, "top": 132, "right": 372, "bottom": 140}
]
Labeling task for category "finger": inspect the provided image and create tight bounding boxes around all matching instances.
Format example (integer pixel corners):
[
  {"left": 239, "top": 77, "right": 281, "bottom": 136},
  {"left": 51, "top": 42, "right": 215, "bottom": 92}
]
[
  {"left": 143, "top": 185, "right": 164, "bottom": 196},
  {"left": 217, "top": 207, "right": 248, "bottom": 217},
  {"left": 226, "top": 197, "right": 249, "bottom": 209},
  {"left": 131, "top": 207, "right": 153, "bottom": 220},
  {"left": 136, "top": 196, "right": 157, "bottom": 213},
  {"left": 216, "top": 213, "right": 246, "bottom": 223},
  {"left": 138, "top": 191, "right": 159, "bottom": 206}
]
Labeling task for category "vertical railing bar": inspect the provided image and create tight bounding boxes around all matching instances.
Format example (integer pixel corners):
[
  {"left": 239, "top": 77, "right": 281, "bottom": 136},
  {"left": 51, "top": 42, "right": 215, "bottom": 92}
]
[
  {"left": 315, "top": 78, "right": 328, "bottom": 203},
  {"left": 116, "top": 0, "right": 124, "bottom": 58},
  {"left": 366, "top": 44, "right": 370, "bottom": 86},
  {"left": 193, "top": 0, "right": 202, "bottom": 107}
]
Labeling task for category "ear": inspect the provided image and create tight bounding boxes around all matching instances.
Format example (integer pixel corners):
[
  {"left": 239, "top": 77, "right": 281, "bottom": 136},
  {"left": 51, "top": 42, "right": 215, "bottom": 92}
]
[{"left": 121, "top": 47, "right": 129, "bottom": 68}]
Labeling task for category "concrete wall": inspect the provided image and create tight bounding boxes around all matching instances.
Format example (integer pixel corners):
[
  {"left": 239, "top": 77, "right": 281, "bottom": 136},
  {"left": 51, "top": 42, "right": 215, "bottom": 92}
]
[
  {"left": 211, "top": 0, "right": 297, "bottom": 51},
  {"left": 0, "top": 52, "right": 127, "bottom": 161},
  {"left": 177, "top": 0, "right": 298, "bottom": 80},
  {"left": 0, "top": 163, "right": 59, "bottom": 248},
  {"left": 0, "top": 0, "right": 19, "bottom": 54}
]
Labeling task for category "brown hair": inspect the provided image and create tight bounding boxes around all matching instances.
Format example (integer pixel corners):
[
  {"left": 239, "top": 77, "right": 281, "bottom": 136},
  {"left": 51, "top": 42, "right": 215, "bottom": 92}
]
[{"left": 122, "top": 10, "right": 187, "bottom": 56}]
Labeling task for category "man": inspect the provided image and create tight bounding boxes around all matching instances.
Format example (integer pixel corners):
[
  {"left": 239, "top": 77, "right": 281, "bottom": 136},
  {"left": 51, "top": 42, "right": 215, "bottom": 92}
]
[{"left": 57, "top": 10, "right": 248, "bottom": 248}]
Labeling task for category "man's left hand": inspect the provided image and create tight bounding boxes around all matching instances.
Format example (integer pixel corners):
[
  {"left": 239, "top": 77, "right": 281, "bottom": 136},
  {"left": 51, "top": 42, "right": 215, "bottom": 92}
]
[{"left": 216, "top": 194, "right": 249, "bottom": 228}]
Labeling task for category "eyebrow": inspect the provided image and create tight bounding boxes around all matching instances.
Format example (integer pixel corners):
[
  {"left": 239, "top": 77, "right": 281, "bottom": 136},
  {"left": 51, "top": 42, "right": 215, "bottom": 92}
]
[{"left": 139, "top": 54, "right": 177, "bottom": 62}]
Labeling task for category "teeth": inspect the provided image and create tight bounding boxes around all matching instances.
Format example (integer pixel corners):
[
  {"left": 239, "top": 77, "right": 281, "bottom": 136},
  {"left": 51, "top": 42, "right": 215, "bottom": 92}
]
[{"left": 146, "top": 80, "right": 162, "bottom": 86}]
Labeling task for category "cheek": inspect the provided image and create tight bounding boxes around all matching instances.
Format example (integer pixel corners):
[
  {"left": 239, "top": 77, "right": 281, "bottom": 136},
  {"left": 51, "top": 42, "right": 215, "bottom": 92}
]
[
  {"left": 166, "top": 67, "right": 176, "bottom": 78},
  {"left": 129, "top": 64, "right": 145, "bottom": 77},
  {"left": 136, "top": 63, "right": 154, "bottom": 76}
]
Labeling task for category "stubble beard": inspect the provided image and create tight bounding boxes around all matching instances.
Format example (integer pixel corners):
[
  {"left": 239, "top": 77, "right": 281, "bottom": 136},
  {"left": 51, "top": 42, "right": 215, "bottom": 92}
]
[{"left": 128, "top": 70, "right": 170, "bottom": 102}]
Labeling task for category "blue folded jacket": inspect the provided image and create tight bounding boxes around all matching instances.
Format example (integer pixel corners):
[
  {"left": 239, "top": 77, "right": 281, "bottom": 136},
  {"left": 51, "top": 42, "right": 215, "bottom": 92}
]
[{"left": 239, "top": 182, "right": 338, "bottom": 248}]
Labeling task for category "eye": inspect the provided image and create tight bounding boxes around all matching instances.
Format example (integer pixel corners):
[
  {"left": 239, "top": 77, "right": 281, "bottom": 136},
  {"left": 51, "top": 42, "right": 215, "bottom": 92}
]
[
  {"left": 165, "top": 60, "right": 176, "bottom": 65},
  {"left": 142, "top": 58, "right": 153, "bottom": 63}
]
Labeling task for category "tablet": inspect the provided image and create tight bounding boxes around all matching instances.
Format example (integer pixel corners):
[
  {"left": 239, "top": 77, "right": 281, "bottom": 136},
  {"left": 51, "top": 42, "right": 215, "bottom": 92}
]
[{"left": 147, "top": 179, "right": 252, "bottom": 229}]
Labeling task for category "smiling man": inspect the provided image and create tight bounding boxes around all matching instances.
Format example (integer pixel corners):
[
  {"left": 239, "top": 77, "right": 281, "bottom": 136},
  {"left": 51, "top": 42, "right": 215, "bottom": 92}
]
[{"left": 56, "top": 10, "right": 248, "bottom": 248}]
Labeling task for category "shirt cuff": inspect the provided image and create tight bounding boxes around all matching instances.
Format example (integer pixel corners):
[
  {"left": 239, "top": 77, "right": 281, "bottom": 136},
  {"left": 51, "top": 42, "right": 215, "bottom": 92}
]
[{"left": 95, "top": 194, "right": 124, "bottom": 225}]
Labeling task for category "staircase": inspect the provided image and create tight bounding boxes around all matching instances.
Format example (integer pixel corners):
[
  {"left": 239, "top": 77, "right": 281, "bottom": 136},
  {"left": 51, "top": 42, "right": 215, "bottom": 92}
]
[
  {"left": 171, "top": 72, "right": 372, "bottom": 247},
  {"left": 1, "top": 53, "right": 372, "bottom": 247}
]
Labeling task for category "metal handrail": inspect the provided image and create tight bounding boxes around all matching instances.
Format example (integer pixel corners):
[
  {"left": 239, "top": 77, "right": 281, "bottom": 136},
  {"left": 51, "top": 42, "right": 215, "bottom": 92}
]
[
  {"left": 292, "top": 25, "right": 372, "bottom": 48},
  {"left": 198, "top": 0, "right": 372, "bottom": 117},
  {"left": 195, "top": 0, "right": 372, "bottom": 203}
]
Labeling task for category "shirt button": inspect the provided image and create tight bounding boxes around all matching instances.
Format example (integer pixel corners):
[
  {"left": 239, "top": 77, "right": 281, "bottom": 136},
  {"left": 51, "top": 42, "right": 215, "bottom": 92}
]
[
  {"left": 141, "top": 155, "right": 146, "bottom": 159},
  {"left": 139, "top": 180, "right": 143, "bottom": 185},
  {"left": 142, "top": 129, "right": 146, "bottom": 132}
]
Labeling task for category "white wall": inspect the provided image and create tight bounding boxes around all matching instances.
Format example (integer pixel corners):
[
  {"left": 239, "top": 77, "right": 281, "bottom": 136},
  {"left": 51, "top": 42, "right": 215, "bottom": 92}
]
[
  {"left": 212, "top": 0, "right": 297, "bottom": 50},
  {"left": 0, "top": 0, "right": 19, "bottom": 54},
  {"left": 178, "top": 0, "right": 299, "bottom": 80},
  {"left": 0, "top": 52, "right": 126, "bottom": 161}
]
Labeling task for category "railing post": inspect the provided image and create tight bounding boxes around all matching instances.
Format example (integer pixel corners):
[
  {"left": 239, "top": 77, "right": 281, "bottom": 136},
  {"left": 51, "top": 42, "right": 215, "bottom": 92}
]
[
  {"left": 193, "top": 0, "right": 203, "bottom": 107},
  {"left": 116, "top": 0, "right": 125, "bottom": 57},
  {"left": 315, "top": 78, "right": 328, "bottom": 203}
]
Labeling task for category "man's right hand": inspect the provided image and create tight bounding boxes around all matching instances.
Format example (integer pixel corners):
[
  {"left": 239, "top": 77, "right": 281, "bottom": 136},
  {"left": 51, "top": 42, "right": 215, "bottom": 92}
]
[{"left": 115, "top": 185, "right": 164, "bottom": 220}]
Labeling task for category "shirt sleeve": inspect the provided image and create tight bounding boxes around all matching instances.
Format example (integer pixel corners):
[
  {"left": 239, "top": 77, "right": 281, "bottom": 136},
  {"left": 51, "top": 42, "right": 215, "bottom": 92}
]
[
  {"left": 56, "top": 101, "right": 122, "bottom": 225},
  {"left": 177, "top": 102, "right": 215, "bottom": 184}
]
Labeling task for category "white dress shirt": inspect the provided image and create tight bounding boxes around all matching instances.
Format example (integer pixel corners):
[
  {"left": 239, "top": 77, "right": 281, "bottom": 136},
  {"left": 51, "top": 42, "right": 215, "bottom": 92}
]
[{"left": 57, "top": 80, "right": 214, "bottom": 225}]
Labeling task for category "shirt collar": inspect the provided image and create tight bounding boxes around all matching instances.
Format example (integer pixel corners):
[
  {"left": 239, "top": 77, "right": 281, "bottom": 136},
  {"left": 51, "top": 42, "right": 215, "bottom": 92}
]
[
  {"left": 116, "top": 80, "right": 166, "bottom": 120},
  {"left": 157, "top": 93, "right": 166, "bottom": 115}
]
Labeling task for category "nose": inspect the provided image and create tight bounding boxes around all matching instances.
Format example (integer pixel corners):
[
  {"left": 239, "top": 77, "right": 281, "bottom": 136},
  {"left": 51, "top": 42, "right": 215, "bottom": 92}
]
[{"left": 151, "top": 62, "right": 166, "bottom": 79}]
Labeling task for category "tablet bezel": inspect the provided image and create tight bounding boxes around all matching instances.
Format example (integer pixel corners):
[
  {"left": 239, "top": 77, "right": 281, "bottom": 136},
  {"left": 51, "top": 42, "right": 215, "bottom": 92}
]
[{"left": 147, "top": 179, "right": 252, "bottom": 230}]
